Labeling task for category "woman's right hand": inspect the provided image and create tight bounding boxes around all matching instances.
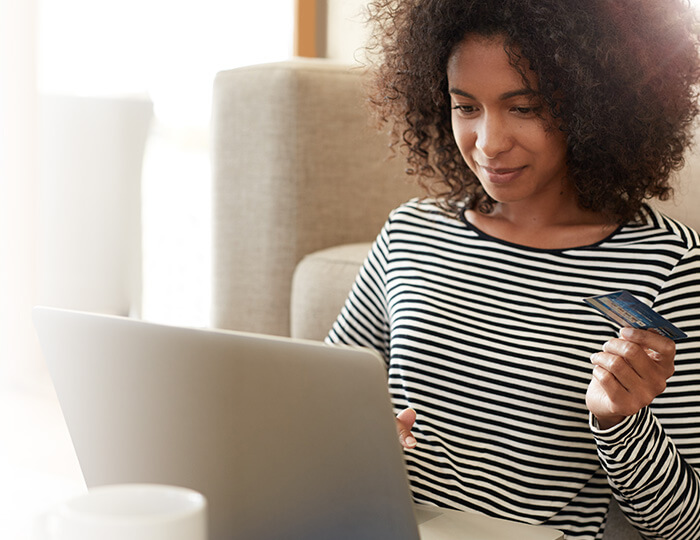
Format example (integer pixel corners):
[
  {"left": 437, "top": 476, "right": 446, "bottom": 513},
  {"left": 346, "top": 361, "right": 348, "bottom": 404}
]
[{"left": 396, "top": 408, "right": 417, "bottom": 449}]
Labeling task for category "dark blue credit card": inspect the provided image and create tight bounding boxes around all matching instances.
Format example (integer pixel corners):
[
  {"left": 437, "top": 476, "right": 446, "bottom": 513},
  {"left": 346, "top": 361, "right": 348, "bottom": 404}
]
[{"left": 584, "top": 290, "right": 687, "bottom": 341}]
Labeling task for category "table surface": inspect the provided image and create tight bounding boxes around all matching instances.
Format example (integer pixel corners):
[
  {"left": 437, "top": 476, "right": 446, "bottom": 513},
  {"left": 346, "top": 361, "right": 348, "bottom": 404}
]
[{"left": 0, "top": 379, "right": 86, "bottom": 540}]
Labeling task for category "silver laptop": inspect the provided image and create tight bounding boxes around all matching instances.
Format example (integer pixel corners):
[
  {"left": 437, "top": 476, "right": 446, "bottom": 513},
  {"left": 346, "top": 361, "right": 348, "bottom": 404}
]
[{"left": 33, "top": 307, "right": 563, "bottom": 540}]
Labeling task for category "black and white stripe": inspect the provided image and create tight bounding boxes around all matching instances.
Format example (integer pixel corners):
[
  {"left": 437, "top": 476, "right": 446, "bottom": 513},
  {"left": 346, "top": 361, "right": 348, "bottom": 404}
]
[{"left": 327, "top": 199, "right": 700, "bottom": 540}]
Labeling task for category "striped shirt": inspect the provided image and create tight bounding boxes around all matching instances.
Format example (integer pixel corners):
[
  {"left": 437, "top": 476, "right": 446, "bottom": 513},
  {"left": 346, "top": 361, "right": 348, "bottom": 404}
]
[{"left": 326, "top": 199, "right": 700, "bottom": 540}]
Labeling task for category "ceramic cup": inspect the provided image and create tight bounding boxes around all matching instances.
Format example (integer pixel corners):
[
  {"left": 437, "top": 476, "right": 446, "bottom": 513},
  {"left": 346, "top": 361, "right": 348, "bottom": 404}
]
[{"left": 35, "top": 484, "right": 207, "bottom": 540}]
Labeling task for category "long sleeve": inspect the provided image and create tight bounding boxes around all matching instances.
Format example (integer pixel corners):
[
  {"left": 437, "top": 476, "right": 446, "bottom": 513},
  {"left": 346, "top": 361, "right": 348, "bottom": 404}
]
[
  {"left": 593, "top": 408, "right": 700, "bottom": 539},
  {"left": 326, "top": 218, "right": 392, "bottom": 365},
  {"left": 593, "top": 241, "right": 700, "bottom": 540}
]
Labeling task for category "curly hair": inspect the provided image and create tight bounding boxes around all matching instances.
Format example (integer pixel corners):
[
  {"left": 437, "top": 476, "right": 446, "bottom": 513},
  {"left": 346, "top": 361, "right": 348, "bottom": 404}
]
[{"left": 364, "top": 0, "right": 700, "bottom": 222}]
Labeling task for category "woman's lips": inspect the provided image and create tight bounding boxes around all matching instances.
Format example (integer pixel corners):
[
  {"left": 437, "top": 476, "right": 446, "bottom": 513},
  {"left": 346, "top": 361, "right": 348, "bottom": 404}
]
[{"left": 480, "top": 165, "right": 526, "bottom": 184}]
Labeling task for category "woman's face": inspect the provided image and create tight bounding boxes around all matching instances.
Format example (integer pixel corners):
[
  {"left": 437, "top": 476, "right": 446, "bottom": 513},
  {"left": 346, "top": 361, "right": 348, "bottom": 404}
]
[{"left": 447, "top": 34, "right": 569, "bottom": 210}]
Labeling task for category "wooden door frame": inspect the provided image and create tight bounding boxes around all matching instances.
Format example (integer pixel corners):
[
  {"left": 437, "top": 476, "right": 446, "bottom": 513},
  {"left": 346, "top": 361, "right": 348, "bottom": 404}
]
[{"left": 294, "top": 0, "right": 326, "bottom": 57}]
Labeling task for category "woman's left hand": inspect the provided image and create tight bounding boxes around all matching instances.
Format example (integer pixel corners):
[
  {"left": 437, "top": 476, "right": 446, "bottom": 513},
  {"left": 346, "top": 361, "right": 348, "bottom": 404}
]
[{"left": 586, "top": 327, "right": 676, "bottom": 429}]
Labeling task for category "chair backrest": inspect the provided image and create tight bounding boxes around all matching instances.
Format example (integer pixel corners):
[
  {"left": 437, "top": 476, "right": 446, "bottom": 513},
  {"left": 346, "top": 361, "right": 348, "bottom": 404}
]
[{"left": 210, "top": 59, "right": 418, "bottom": 336}]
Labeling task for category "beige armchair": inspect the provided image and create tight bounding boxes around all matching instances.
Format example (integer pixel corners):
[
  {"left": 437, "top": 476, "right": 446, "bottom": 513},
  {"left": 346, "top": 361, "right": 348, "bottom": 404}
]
[{"left": 211, "top": 58, "right": 700, "bottom": 540}]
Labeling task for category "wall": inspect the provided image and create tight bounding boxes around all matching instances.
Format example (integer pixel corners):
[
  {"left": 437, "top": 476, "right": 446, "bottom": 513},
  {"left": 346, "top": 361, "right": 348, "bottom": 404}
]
[{"left": 325, "top": 0, "right": 369, "bottom": 63}]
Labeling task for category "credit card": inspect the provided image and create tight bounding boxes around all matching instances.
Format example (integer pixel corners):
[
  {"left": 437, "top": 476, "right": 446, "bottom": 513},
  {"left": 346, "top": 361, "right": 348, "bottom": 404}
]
[{"left": 583, "top": 290, "right": 687, "bottom": 341}]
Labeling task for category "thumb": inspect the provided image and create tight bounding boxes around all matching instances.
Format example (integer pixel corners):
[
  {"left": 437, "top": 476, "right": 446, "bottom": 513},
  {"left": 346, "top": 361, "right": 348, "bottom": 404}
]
[{"left": 396, "top": 408, "right": 417, "bottom": 448}]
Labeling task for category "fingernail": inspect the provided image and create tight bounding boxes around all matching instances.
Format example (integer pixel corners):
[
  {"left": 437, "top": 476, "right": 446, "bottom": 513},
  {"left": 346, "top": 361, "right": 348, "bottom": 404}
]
[
  {"left": 405, "top": 436, "right": 417, "bottom": 448},
  {"left": 620, "top": 327, "right": 634, "bottom": 339}
]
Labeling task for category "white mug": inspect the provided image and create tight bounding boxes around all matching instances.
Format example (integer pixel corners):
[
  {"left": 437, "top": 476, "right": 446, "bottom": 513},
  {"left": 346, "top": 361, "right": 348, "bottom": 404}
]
[{"left": 35, "top": 484, "right": 207, "bottom": 540}]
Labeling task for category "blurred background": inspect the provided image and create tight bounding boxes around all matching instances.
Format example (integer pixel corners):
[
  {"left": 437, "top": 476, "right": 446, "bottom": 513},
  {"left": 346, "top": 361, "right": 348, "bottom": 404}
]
[
  {"left": 0, "top": 1, "right": 366, "bottom": 537},
  {"left": 1, "top": 0, "right": 369, "bottom": 392}
]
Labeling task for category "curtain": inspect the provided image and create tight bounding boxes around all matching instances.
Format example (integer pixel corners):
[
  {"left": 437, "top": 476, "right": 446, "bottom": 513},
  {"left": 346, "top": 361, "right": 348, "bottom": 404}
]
[{"left": 0, "top": 0, "right": 44, "bottom": 388}]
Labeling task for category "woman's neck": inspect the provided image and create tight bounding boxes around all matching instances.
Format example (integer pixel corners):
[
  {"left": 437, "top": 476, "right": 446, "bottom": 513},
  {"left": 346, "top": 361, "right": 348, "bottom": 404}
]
[{"left": 464, "top": 201, "right": 618, "bottom": 250}]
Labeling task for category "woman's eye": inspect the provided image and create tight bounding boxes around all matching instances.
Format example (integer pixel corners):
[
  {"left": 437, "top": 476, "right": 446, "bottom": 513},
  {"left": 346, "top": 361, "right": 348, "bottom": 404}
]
[
  {"left": 513, "top": 106, "right": 541, "bottom": 116},
  {"left": 452, "top": 104, "right": 477, "bottom": 116}
]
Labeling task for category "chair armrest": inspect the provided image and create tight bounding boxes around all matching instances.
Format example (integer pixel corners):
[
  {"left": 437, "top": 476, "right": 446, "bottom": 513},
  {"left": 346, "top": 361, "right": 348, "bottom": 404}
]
[{"left": 290, "top": 243, "right": 370, "bottom": 341}]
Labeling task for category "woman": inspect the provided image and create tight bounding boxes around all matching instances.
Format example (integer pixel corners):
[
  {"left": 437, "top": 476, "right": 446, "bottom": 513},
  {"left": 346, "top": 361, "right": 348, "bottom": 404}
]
[{"left": 326, "top": 0, "right": 700, "bottom": 538}]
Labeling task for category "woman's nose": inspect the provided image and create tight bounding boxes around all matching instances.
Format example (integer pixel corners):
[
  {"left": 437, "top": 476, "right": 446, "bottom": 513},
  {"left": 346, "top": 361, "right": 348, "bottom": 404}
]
[{"left": 475, "top": 113, "right": 513, "bottom": 158}]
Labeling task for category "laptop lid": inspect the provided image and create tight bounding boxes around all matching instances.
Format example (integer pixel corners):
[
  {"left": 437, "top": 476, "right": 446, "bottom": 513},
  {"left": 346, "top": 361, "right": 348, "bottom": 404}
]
[{"left": 32, "top": 307, "right": 420, "bottom": 540}]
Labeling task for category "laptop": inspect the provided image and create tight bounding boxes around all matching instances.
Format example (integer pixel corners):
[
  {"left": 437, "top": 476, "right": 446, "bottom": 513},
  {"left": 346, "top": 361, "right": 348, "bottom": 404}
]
[{"left": 33, "top": 306, "right": 564, "bottom": 540}]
